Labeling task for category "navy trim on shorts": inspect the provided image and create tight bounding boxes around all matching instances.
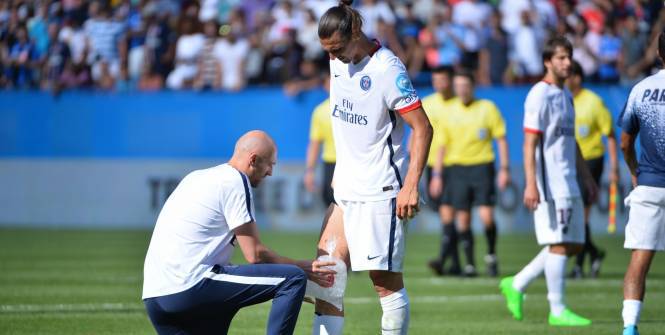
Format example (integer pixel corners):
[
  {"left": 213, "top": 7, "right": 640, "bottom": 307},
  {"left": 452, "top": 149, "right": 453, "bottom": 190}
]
[
  {"left": 388, "top": 198, "right": 397, "bottom": 271},
  {"left": 387, "top": 110, "right": 403, "bottom": 188},
  {"left": 539, "top": 138, "right": 549, "bottom": 202},
  {"left": 239, "top": 171, "right": 255, "bottom": 222}
]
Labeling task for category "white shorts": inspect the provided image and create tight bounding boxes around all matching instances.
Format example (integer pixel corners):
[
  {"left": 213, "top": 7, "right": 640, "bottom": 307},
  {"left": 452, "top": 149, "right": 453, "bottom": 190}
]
[
  {"left": 534, "top": 197, "right": 585, "bottom": 245},
  {"left": 336, "top": 197, "right": 405, "bottom": 272},
  {"left": 624, "top": 185, "right": 665, "bottom": 251}
]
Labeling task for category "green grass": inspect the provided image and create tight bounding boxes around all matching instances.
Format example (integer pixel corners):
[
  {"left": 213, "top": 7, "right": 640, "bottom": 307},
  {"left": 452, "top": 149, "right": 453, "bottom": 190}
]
[{"left": 0, "top": 228, "right": 663, "bottom": 334}]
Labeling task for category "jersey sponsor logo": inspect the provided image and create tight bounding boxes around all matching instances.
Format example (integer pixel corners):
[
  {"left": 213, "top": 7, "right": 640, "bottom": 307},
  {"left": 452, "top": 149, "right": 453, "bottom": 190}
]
[
  {"left": 332, "top": 98, "right": 368, "bottom": 125},
  {"left": 360, "top": 75, "right": 372, "bottom": 91},
  {"left": 578, "top": 125, "right": 590, "bottom": 137},
  {"left": 395, "top": 72, "right": 418, "bottom": 104},
  {"left": 641, "top": 88, "right": 665, "bottom": 103},
  {"left": 554, "top": 125, "right": 575, "bottom": 137},
  {"left": 367, "top": 254, "right": 381, "bottom": 260}
]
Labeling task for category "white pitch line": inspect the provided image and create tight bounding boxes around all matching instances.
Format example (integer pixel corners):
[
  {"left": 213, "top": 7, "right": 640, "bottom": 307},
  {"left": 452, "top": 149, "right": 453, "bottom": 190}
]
[{"left": 0, "top": 303, "right": 144, "bottom": 313}]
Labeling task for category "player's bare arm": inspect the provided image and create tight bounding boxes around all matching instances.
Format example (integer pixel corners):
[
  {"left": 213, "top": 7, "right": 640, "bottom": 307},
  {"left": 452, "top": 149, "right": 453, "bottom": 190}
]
[
  {"left": 399, "top": 106, "right": 433, "bottom": 219},
  {"left": 496, "top": 136, "right": 511, "bottom": 190},
  {"left": 234, "top": 221, "right": 336, "bottom": 287},
  {"left": 607, "top": 127, "right": 620, "bottom": 183},
  {"left": 523, "top": 131, "right": 540, "bottom": 211},
  {"left": 620, "top": 131, "right": 639, "bottom": 187},
  {"left": 429, "top": 144, "right": 445, "bottom": 198},
  {"left": 304, "top": 139, "right": 322, "bottom": 193},
  {"left": 575, "top": 143, "right": 598, "bottom": 203}
]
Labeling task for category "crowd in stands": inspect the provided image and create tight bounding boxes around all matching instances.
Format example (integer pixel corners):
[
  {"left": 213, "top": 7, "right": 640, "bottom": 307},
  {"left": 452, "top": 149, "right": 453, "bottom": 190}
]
[{"left": 1, "top": 0, "right": 663, "bottom": 93}]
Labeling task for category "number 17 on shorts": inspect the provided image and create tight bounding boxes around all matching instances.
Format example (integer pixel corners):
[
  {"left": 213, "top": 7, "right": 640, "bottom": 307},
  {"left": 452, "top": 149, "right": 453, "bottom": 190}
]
[{"left": 535, "top": 197, "right": 585, "bottom": 245}]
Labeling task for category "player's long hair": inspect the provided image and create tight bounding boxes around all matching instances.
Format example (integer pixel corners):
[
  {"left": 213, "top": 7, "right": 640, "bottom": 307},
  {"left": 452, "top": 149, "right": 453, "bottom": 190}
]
[{"left": 318, "top": 0, "right": 363, "bottom": 41}]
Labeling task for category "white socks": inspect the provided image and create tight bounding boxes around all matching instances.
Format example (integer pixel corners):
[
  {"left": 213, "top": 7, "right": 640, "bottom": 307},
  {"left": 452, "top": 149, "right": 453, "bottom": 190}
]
[
  {"left": 544, "top": 252, "right": 567, "bottom": 316},
  {"left": 513, "top": 247, "right": 549, "bottom": 292},
  {"left": 622, "top": 299, "right": 642, "bottom": 327},
  {"left": 380, "top": 288, "right": 410, "bottom": 335},
  {"left": 312, "top": 314, "right": 344, "bottom": 335}
]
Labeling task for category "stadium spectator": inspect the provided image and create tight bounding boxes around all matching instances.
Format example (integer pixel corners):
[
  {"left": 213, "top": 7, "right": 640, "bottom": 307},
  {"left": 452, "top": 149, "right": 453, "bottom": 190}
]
[
  {"left": 42, "top": 21, "right": 71, "bottom": 91},
  {"left": 312, "top": 2, "right": 433, "bottom": 334},
  {"left": 142, "top": 130, "right": 335, "bottom": 335},
  {"left": 570, "top": 17, "right": 600, "bottom": 80},
  {"left": 6, "top": 24, "right": 38, "bottom": 88},
  {"left": 358, "top": 0, "right": 396, "bottom": 40},
  {"left": 596, "top": 20, "right": 621, "bottom": 83},
  {"left": 422, "top": 66, "right": 462, "bottom": 277},
  {"left": 394, "top": 3, "right": 424, "bottom": 78},
  {"left": 84, "top": 3, "right": 127, "bottom": 87},
  {"left": 500, "top": 35, "right": 596, "bottom": 327},
  {"left": 193, "top": 20, "right": 222, "bottom": 90},
  {"left": 58, "top": 18, "right": 87, "bottom": 68},
  {"left": 513, "top": 10, "right": 543, "bottom": 82},
  {"left": 166, "top": 17, "right": 203, "bottom": 90},
  {"left": 297, "top": 9, "right": 324, "bottom": 62},
  {"left": 618, "top": 30, "right": 665, "bottom": 335},
  {"left": 143, "top": 9, "right": 176, "bottom": 82},
  {"left": 620, "top": 15, "right": 648, "bottom": 86},
  {"left": 304, "top": 74, "right": 335, "bottom": 207},
  {"left": 479, "top": 9, "right": 509, "bottom": 85},
  {"left": 215, "top": 22, "right": 249, "bottom": 91},
  {"left": 566, "top": 60, "right": 617, "bottom": 279}
]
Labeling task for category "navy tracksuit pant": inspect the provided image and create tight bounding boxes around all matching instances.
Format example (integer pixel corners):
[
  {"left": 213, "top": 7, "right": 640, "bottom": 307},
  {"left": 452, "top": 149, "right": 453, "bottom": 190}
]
[{"left": 144, "top": 263, "right": 307, "bottom": 335}]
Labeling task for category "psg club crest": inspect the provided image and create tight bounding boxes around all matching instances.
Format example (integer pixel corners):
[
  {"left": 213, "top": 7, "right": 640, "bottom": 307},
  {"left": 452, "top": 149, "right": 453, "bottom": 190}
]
[{"left": 360, "top": 75, "right": 372, "bottom": 91}]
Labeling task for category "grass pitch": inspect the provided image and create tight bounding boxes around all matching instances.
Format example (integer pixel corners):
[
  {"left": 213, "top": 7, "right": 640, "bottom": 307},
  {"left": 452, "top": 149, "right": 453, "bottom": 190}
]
[{"left": 0, "top": 228, "right": 663, "bottom": 334}]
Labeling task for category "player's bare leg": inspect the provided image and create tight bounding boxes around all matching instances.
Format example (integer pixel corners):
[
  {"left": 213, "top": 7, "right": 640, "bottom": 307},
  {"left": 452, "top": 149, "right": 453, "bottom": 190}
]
[
  {"left": 370, "top": 270, "right": 409, "bottom": 334},
  {"left": 456, "top": 210, "right": 476, "bottom": 276},
  {"left": 429, "top": 205, "right": 460, "bottom": 275},
  {"left": 478, "top": 205, "right": 498, "bottom": 276},
  {"left": 622, "top": 249, "right": 655, "bottom": 332},
  {"left": 312, "top": 204, "right": 349, "bottom": 335}
]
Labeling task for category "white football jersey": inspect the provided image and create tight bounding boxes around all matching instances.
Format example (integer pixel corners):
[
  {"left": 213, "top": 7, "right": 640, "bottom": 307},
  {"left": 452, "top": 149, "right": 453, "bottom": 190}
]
[
  {"left": 142, "top": 163, "right": 255, "bottom": 299},
  {"left": 523, "top": 81, "right": 581, "bottom": 200},
  {"left": 329, "top": 43, "right": 421, "bottom": 201}
]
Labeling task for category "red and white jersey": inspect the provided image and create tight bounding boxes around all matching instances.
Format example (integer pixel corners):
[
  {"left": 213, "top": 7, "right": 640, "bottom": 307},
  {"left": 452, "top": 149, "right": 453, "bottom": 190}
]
[
  {"left": 523, "top": 81, "right": 581, "bottom": 200},
  {"left": 329, "top": 43, "right": 421, "bottom": 201}
]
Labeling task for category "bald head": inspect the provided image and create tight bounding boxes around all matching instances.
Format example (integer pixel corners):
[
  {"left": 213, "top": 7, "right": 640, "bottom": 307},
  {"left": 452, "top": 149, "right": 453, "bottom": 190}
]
[
  {"left": 230, "top": 130, "right": 277, "bottom": 187},
  {"left": 233, "top": 130, "right": 276, "bottom": 159}
]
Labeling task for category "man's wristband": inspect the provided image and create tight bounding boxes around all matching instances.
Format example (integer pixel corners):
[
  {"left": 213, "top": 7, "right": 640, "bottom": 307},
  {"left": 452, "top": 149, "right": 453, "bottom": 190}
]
[{"left": 432, "top": 171, "right": 442, "bottom": 178}]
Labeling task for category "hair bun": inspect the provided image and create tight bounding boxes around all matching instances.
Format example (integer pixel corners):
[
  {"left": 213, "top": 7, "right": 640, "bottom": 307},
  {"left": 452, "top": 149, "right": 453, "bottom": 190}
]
[{"left": 340, "top": 0, "right": 353, "bottom": 6}]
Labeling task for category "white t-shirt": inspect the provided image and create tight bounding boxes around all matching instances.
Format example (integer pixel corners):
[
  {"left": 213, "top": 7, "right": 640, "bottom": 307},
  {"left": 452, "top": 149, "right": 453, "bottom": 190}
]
[
  {"left": 175, "top": 33, "right": 205, "bottom": 64},
  {"left": 214, "top": 38, "right": 249, "bottom": 89},
  {"left": 523, "top": 81, "right": 581, "bottom": 200},
  {"left": 142, "top": 164, "right": 255, "bottom": 299},
  {"left": 358, "top": 2, "right": 396, "bottom": 39},
  {"left": 329, "top": 44, "right": 421, "bottom": 201}
]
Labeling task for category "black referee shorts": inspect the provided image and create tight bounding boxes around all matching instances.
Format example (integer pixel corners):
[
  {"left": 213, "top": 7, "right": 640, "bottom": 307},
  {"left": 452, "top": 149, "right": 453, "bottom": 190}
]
[
  {"left": 442, "top": 163, "right": 496, "bottom": 211},
  {"left": 579, "top": 156, "right": 604, "bottom": 207}
]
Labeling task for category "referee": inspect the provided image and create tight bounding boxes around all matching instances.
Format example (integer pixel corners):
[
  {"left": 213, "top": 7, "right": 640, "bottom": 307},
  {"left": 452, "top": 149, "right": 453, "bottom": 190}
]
[
  {"left": 304, "top": 74, "right": 336, "bottom": 206},
  {"left": 566, "top": 61, "right": 618, "bottom": 278},
  {"left": 421, "top": 66, "right": 462, "bottom": 276},
  {"left": 430, "top": 70, "right": 510, "bottom": 277}
]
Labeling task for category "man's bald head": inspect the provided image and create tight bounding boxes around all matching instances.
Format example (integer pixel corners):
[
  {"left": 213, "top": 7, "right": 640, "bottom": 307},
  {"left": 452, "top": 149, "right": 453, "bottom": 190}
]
[
  {"left": 233, "top": 130, "right": 276, "bottom": 159},
  {"left": 230, "top": 130, "right": 277, "bottom": 187}
]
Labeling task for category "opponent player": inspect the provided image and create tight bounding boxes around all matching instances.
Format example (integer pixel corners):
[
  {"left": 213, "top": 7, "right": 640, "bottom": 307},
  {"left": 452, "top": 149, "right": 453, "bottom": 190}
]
[
  {"left": 499, "top": 36, "right": 597, "bottom": 326},
  {"left": 429, "top": 70, "right": 510, "bottom": 277},
  {"left": 142, "top": 131, "right": 335, "bottom": 335},
  {"left": 420, "top": 66, "right": 463, "bottom": 276},
  {"left": 566, "top": 60, "right": 618, "bottom": 278},
  {"left": 304, "top": 74, "right": 336, "bottom": 207},
  {"left": 618, "top": 30, "right": 665, "bottom": 335},
  {"left": 311, "top": 1, "right": 433, "bottom": 334}
]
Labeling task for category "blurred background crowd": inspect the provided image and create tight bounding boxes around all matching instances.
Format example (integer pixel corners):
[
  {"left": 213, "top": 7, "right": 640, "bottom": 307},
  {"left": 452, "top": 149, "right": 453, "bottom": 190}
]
[{"left": 1, "top": 0, "right": 663, "bottom": 93}]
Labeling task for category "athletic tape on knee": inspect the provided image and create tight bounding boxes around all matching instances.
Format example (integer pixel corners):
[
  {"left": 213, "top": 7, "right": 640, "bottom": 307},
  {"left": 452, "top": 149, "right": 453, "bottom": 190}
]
[{"left": 305, "top": 237, "right": 347, "bottom": 311}]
